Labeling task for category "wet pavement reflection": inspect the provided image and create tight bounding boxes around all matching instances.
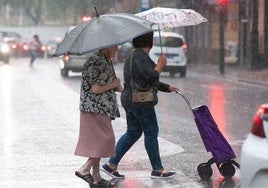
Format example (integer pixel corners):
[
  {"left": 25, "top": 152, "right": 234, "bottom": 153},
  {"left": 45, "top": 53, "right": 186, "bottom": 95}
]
[{"left": 1, "top": 58, "right": 267, "bottom": 187}]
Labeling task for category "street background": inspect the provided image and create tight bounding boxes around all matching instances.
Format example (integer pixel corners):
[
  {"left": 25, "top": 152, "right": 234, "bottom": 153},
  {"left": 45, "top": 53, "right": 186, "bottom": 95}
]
[{"left": 0, "top": 57, "right": 267, "bottom": 188}]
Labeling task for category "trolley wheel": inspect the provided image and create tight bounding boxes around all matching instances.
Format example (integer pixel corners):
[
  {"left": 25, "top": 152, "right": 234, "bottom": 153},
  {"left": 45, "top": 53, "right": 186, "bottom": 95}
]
[
  {"left": 219, "top": 162, "right": 235, "bottom": 178},
  {"left": 197, "top": 163, "right": 213, "bottom": 180}
]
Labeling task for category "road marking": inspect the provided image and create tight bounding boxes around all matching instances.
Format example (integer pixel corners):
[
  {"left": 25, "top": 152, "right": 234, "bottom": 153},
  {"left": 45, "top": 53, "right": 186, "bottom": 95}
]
[
  {"left": 31, "top": 77, "right": 185, "bottom": 159},
  {"left": 28, "top": 74, "right": 202, "bottom": 187},
  {"left": 113, "top": 117, "right": 185, "bottom": 161}
]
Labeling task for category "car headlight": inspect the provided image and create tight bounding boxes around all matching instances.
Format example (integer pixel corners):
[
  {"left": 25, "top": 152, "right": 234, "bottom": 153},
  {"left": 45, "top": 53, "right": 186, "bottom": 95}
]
[{"left": 1, "top": 44, "right": 10, "bottom": 53}]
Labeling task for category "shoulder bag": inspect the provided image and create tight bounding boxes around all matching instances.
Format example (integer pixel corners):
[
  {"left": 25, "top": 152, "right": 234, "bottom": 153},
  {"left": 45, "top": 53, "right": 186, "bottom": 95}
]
[{"left": 129, "top": 51, "right": 158, "bottom": 108}]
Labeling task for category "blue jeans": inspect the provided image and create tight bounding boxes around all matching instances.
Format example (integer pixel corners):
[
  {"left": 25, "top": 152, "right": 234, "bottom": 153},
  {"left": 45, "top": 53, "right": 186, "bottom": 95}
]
[
  {"left": 29, "top": 50, "right": 39, "bottom": 64},
  {"left": 109, "top": 107, "right": 163, "bottom": 171}
]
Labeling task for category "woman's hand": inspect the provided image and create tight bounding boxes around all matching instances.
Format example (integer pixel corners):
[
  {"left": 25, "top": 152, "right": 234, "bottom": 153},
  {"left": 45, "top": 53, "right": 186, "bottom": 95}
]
[
  {"left": 113, "top": 78, "right": 123, "bottom": 92},
  {"left": 154, "top": 54, "right": 167, "bottom": 73},
  {"left": 91, "top": 78, "right": 123, "bottom": 94},
  {"left": 115, "top": 81, "right": 123, "bottom": 92},
  {"left": 168, "top": 86, "right": 179, "bottom": 92}
]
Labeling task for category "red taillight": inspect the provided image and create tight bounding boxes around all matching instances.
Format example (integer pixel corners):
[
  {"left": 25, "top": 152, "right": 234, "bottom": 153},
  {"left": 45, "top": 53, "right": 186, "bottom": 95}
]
[
  {"left": 182, "top": 43, "right": 188, "bottom": 50},
  {"left": 257, "top": 104, "right": 268, "bottom": 115},
  {"left": 41, "top": 46, "right": 46, "bottom": 51},
  {"left": 251, "top": 115, "right": 265, "bottom": 137},
  {"left": 251, "top": 104, "right": 267, "bottom": 138},
  {"left": 47, "top": 46, "right": 52, "bottom": 51},
  {"left": 63, "top": 54, "right": 70, "bottom": 61},
  {"left": 82, "top": 16, "right": 92, "bottom": 22},
  {"left": 12, "top": 44, "right": 17, "bottom": 49},
  {"left": 3, "top": 37, "right": 9, "bottom": 42},
  {"left": 183, "top": 43, "right": 188, "bottom": 54},
  {"left": 23, "top": 44, "right": 28, "bottom": 50}
]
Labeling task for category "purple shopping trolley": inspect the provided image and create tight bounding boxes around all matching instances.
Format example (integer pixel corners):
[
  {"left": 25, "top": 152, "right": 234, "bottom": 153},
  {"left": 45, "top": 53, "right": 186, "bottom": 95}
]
[{"left": 176, "top": 91, "right": 240, "bottom": 180}]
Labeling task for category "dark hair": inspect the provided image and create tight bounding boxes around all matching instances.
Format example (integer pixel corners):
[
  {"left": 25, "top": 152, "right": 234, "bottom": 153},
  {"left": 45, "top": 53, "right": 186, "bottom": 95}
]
[
  {"left": 132, "top": 31, "right": 153, "bottom": 49},
  {"left": 34, "top": 35, "right": 39, "bottom": 39}
]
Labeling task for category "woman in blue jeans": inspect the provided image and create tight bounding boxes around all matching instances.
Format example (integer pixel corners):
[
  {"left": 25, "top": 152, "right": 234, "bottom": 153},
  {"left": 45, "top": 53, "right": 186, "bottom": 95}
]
[{"left": 102, "top": 31, "right": 179, "bottom": 179}]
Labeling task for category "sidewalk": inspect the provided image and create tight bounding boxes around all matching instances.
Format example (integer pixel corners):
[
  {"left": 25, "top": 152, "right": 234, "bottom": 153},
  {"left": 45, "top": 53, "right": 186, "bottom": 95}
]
[{"left": 188, "top": 63, "right": 268, "bottom": 86}]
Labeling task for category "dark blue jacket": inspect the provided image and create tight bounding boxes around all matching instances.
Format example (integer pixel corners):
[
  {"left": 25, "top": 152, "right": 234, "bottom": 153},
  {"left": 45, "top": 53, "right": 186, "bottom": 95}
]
[{"left": 121, "top": 48, "right": 170, "bottom": 109}]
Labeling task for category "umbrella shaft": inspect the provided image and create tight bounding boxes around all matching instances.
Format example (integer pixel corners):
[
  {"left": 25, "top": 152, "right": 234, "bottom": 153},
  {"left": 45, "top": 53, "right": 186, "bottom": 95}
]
[{"left": 158, "top": 24, "right": 163, "bottom": 54}]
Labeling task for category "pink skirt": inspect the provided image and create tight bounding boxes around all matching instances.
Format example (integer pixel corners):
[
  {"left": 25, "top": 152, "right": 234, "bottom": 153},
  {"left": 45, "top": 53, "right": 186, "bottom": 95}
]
[{"left": 74, "top": 111, "right": 115, "bottom": 158}]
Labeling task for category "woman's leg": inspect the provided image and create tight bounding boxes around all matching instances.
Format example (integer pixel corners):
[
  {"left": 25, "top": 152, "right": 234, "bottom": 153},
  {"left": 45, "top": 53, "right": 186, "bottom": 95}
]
[
  {"left": 78, "top": 158, "right": 92, "bottom": 175},
  {"left": 75, "top": 158, "right": 94, "bottom": 184},
  {"left": 141, "top": 108, "right": 163, "bottom": 171},
  {"left": 29, "top": 51, "right": 34, "bottom": 64},
  {"left": 108, "top": 108, "right": 142, "bottom": 166},
  {"left": 91, "top": 158, "right": 102, "bottom": 182}
]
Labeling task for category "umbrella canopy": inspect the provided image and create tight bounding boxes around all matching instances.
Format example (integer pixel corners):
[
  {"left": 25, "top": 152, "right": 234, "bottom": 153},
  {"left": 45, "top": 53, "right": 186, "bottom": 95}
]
[
  {"left": 54, "top": 13, "right": 155, "bottom": 56},
  {"left": 135, "top": 7, "right": 208, "bottom": 30}
]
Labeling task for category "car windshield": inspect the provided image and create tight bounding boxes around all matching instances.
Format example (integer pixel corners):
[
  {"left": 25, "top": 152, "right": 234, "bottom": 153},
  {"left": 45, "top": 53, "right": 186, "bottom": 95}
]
[{"left": 154, "top": 36, "right": 184, "bottom": 47}]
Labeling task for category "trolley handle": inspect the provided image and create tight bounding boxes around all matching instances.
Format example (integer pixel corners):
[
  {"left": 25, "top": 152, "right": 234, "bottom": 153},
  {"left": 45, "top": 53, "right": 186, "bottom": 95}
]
[{"left": 175, "top": 90, "right": 192, "bottom": 111}]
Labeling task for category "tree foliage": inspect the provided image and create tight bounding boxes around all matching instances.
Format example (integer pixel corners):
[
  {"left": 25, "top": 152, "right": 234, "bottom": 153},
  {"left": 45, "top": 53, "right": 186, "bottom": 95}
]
[
  {"left": 0, "top": 0, "right": 218, "bottom": 26},
  {"left": 1, "top": 0, "right": 100, "bottom": 26}
]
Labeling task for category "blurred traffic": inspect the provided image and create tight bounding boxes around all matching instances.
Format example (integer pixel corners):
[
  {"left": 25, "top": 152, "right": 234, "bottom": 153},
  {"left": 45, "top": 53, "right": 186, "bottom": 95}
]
[
  {"left": 0, "top": 30, "right": 63, "bottom": 60},
  {"left": 56, "top": 28, "right": 189, "bottom": 78}
]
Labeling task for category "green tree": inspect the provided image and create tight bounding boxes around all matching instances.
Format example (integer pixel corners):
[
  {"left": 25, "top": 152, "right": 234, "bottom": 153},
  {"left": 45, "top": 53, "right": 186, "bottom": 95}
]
[
  {"left": 250, "top": 0, "right": 259, "bottom": 69},
  {"left": 3, "top": 0, "right": 43, "bottom": 25}
]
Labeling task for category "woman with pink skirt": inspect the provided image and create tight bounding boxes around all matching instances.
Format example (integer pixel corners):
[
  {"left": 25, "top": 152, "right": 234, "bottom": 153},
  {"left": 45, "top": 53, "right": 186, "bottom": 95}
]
[{"left": 74, "top": 46, "right": 122, "bottom": 187}]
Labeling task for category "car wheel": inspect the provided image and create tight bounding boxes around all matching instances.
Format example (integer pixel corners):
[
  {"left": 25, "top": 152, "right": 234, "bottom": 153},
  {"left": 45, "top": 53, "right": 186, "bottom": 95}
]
[
  {"left": 3, "top": 57, "right": 10, "bottom": 64},
  {"left": 61, "top": 69, "right": 69, "bottom": 77},
  {"left": 169, "top": 72, "right": 175, "bottom": 77},
  {"left": 180, "top": 69, "right": 186, "bottom": 78},
  {"left": 197, "top": 163, "right": 213, "bottom": 180}
]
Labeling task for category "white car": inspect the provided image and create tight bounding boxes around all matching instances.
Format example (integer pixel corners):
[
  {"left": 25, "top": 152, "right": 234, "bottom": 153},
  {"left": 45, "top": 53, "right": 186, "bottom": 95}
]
[
  {"left": 240, "top": 103, "right": 268, "bottom": 188},
  {"left": 150, "top": 31, "right": 188, "bottom": 77}
]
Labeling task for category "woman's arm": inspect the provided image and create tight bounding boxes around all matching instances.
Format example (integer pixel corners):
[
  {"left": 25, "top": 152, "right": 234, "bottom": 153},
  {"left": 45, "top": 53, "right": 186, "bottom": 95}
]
[
  {"left": 156, "top": 81, "right": 179, "bottom": 92},
  {"left": 91, "top": 78, "right": 122, "bottom": 94}
]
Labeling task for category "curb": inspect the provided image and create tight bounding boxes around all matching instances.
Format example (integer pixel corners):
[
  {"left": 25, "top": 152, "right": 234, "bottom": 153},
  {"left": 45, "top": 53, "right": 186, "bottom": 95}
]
[{"left": 188, "top": 63, "right": 268, "bottom": 87}]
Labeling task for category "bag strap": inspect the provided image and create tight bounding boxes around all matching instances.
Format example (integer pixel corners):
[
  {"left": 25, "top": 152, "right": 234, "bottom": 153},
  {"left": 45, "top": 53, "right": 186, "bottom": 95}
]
[
  {"left": 129, "top": 49, "right": 157, "bottom": 91},
  {"left": 129, "top": 50, "right": 136, "bottom": 91}
]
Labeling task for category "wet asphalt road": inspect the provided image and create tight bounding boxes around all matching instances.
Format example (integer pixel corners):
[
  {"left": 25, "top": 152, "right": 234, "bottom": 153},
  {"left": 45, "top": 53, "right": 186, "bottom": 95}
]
[{"left": 0, "top": 57, "right": 267, "bottom": 188}]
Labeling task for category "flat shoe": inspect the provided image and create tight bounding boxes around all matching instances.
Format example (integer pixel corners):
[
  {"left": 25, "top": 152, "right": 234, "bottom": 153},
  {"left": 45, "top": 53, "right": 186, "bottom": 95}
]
[
  {"left": 75, "top": 171, "right": 94, "bottom": 185},
  {"left": 101, "top": 164, "right": 125, "bottom": 179},
  {"left": 151, "top": 169, "right": 176, "bottom": 179}
]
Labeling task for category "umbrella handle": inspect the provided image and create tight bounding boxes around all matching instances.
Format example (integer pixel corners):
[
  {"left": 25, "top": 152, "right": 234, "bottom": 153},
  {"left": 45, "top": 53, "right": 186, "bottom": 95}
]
[
  {"left": 158, "top": 24, "right": 163, "bottom": 54},
  {"left": 110, "top": 60, "right": 117, "bottom": 79}
]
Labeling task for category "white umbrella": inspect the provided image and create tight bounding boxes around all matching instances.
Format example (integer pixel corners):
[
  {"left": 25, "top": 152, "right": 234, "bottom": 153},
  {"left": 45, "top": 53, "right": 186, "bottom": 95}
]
[
  {"left": 135, "top": 7, "right": 208, "bottom": 30},
  {"left": 135, "top": 7, "right": 208, "bottom": 53},
  {"left": 54, "top": 12, "right": 155, "bottom": 56}
]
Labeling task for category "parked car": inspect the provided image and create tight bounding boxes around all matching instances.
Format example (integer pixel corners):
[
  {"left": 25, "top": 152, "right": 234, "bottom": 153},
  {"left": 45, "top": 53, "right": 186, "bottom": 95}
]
[
  {"left": 46, "top": 37, "right": 62, "bottom": 58},
  {"left": 58, "top": 26, "right": 90, "bottom": 77},
  {"left": 15, "top": 39, "right": 30, "bottom": 57},
  {"left": 150, "top": 31, "right": 188, "bottom": 77},
  {"left": 59, "top": 53, "right": 90, "bottom": 77},
  {"left": 0, "top": 31, "right": 22, "bottom": 58},
  {"left": 114, "top": 42, "right": 133, "bottom": 63},
  {"left": 240, "top": 103, "right": 268, "bottom": 188},
  {"left": 0, "top": 33, "right": 11, "bottom": 64}
]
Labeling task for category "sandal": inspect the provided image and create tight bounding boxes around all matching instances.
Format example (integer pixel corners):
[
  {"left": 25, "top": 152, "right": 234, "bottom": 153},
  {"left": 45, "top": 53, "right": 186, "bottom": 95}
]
[
  {"left": 75, "top": 171, "right": 94, "bottom": 185},
  {"left": 92, "top": 178, "right": 115, "bottom": 187}
]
